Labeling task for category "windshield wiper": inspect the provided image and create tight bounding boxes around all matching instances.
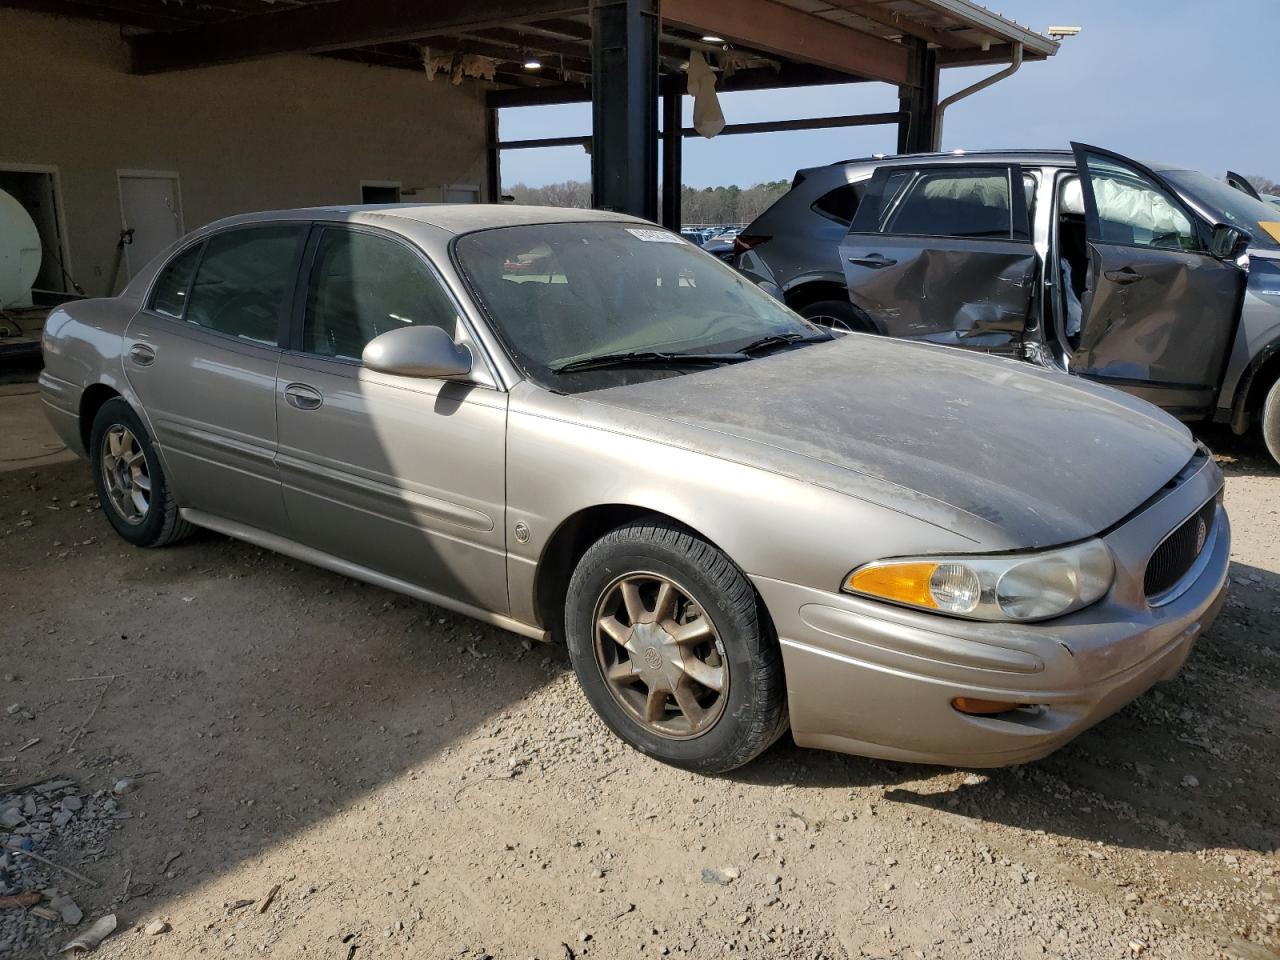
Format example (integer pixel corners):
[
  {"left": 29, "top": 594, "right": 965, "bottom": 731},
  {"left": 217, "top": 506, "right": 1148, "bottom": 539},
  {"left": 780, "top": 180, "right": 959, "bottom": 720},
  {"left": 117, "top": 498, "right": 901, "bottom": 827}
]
[
  {"left": 552, "top": 350, "right": 749, "bottom": 374},
  {"left": 737, "top": 331, "right": 831, "bottom": 356}
]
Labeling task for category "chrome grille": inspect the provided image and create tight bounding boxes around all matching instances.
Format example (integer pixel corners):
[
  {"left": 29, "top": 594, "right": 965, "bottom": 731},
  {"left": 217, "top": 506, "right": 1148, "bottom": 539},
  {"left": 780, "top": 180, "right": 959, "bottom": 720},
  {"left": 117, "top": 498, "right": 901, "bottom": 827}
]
[{"left": 1144, "top": 500, "right": 1216, "bottom": 600}]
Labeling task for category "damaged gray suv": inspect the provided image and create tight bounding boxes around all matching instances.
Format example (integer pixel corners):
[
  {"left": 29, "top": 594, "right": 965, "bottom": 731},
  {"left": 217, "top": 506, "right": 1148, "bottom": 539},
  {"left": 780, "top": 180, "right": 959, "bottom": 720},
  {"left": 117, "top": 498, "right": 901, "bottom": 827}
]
[{"left": 736, "top": 143, "right": 1280, "bottom": 464}]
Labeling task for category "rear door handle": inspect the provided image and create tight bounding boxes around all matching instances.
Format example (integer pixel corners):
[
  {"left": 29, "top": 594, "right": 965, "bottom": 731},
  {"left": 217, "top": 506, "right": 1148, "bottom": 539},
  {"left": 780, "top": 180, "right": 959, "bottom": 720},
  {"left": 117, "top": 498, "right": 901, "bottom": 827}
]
[
  {"left": 283, "top": 382, "right": 323, "bottom": 410},
  {"left": 127, "top": 342, "right": 156, "bottom": 366},
  {"left": 1104, "top": 266, "right": 1143, "bottom": 285},
  {"left": 847, "top": 254, "right": 899, "bottom": 269}
]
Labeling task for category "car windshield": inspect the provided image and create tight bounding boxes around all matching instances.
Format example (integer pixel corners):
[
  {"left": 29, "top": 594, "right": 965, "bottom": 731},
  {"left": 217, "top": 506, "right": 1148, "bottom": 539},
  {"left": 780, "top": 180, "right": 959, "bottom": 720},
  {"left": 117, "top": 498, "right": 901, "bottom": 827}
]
[
  {"left": 1162, "top": 169, "right": 1280, "bottom": 248},
  {"left": 453, "top": 221, "right": 821, "bottom": 391}
]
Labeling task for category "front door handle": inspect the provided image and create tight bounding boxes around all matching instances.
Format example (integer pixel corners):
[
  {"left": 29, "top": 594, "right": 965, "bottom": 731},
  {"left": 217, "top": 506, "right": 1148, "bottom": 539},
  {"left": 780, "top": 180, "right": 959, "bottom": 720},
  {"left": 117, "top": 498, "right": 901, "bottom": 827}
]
[
  {"left": 847, "top": 254, "right": 899, "bottom": 269},
  {"left": 283, "top": 382, "right": 323, "bottom": 411},
  {"left": 127, "top": 342, "right": 156, "bottom": 366},
  {"left": 1103, "top": 266, "right": 1143, "bottom": 285}
]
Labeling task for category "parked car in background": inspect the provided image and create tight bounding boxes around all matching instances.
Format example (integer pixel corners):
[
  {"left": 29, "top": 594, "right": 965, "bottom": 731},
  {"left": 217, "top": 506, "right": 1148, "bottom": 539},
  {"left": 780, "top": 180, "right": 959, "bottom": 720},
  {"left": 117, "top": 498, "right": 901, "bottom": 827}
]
[
  {"left": 701, "top": 232, "right": 737, "bottom": 261},
  {"left": 737, "top": 144, "right": 1280, "bottom": 464},
  {"left": 40, "top": 204, "right": 1229, "bottom": 773}
]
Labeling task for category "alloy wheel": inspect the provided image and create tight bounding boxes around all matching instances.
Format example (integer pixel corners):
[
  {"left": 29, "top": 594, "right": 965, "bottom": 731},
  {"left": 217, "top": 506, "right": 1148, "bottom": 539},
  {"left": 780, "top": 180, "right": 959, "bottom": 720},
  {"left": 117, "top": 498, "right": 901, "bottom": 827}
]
[
  {"left": 100, "top": 424, "right": 151, "bottom": 525},
  {"left": 592, "top": 571, "right": 729, "bottom": 739}
]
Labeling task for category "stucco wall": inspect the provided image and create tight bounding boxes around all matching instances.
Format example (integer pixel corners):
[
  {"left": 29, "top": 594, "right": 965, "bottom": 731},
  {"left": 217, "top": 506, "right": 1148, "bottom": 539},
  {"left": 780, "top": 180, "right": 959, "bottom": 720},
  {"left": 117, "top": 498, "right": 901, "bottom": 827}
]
[{"left": 0, "top": 8, "right": 489, "bottom": 297}]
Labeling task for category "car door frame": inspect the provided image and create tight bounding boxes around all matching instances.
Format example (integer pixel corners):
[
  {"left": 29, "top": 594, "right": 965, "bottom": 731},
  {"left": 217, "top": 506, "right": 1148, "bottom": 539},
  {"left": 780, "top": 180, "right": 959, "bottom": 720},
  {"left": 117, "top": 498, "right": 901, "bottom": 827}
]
[
  {"left": 839, "top": 161, "right": 1038, "bottom": 355},
  {"left": 1068, "top": 141, "right": 1246, "bottom": 416},
  {"left": 274, "top": 220, "right": 512, "bottom": 613}
]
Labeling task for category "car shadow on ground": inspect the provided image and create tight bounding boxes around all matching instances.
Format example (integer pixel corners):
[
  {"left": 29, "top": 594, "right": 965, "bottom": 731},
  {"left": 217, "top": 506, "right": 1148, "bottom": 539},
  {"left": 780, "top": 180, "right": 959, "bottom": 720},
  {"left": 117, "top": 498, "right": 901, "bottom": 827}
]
[{"left": 733, "top": 556, "right": 1278, "bottom": 858}]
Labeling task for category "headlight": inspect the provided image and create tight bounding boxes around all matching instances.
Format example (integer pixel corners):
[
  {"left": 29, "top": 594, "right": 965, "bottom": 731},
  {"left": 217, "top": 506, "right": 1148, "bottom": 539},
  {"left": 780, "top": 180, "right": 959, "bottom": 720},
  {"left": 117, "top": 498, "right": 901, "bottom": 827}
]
[{"left": 843, "top": 539, "right": 1114, "bottom": 622}]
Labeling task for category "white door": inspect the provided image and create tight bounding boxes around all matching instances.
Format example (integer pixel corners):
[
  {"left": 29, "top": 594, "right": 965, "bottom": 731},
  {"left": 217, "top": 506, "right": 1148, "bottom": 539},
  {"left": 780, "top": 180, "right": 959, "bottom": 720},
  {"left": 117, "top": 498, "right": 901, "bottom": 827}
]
[
  {"left": 444, "top": 184, "right": 480, "bottom": 203},
  {"left": 118, "top": 173, "right": 183, "bottom": 279}
]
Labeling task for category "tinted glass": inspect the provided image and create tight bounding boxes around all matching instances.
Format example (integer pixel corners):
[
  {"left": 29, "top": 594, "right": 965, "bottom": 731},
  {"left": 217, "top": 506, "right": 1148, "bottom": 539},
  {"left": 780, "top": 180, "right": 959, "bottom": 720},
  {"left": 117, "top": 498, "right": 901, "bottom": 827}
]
[
  {"left": 810, "top": 184, "right": 862, "bottom": 225},
  {"left": 304, "top": 229, "right": 459, "bottom": 360},
  {"left": 1083, "top": 154, "right": 1201, "bottom": 251},
  {"left": 884, "top": 170, "right": 1014, "bottom": 238},
  {"left": 184, "top": 226, "right": 303, "bottom": 343},
  {"left": 454, "top": 222, "right": 817, "bottom": 393},
  {"left": 150, "top": 243, "right": 202, "bottom": 318}
]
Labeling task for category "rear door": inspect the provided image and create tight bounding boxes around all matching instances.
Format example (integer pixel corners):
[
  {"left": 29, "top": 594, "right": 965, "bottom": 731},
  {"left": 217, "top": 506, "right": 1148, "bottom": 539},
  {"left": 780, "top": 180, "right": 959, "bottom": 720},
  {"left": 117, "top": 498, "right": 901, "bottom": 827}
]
[
  {"left": 1069, "top": 142, "right": 1245, "bottom": 415},
  {"left": 124, "top": 223, "right": 305, "bottom": 535},
  {"left": 839, "top": 163, "right": 1037, "bottom": 354}
]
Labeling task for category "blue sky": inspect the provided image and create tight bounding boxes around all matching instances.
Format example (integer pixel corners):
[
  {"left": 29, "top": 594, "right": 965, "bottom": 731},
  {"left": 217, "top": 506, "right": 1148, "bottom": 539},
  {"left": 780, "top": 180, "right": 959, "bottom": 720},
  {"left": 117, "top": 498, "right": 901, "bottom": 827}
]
[{"left": 498, "top": 0, "right": 1278, "bottom": 189}]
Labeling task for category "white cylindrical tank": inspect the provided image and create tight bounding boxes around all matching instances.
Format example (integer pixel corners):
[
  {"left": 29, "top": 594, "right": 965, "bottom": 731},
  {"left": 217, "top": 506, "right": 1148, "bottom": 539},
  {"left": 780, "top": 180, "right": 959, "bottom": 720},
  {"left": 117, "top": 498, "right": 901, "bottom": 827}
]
[{"left": 0, "top": 188, "right": 42, "bottom": 308}]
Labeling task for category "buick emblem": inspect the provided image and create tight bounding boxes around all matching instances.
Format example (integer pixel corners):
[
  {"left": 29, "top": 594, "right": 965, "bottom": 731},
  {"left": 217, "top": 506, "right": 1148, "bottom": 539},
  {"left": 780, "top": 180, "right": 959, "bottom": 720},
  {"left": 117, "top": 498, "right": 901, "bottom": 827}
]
[{"left": 1194, "top": 516, "right": 1208, "bottom": 555}]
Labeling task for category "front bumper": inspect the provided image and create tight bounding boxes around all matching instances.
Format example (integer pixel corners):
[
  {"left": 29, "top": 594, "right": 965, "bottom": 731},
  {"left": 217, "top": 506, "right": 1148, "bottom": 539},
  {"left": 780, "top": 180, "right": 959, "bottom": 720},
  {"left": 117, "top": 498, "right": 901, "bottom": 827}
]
[{"left": 757, "top": 467, "right": 1230, "bottom": 768}]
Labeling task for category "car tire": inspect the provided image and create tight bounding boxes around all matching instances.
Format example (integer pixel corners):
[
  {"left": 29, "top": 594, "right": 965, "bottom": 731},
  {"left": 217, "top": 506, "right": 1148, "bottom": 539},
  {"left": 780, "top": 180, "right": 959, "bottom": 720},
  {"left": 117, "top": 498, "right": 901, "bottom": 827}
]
[
  {"left": 797, "top": 299, "right": 875, "bottom": 334},
  {"left": 565, "top": 518, "right": 789, "bottom": 773},
  {"left": 1263, "top": 377, "right": 1280, "bottom": 467},
  {"left": 90, "top": 397, "right": 194, "bottom": 548}
]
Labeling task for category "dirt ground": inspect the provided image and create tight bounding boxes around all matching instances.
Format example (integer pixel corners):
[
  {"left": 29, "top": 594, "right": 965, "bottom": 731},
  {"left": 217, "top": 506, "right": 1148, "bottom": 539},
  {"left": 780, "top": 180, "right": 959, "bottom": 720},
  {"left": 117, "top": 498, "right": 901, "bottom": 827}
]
[{"left": 1, "top": 429, "right": 1277, "bottom": 960}]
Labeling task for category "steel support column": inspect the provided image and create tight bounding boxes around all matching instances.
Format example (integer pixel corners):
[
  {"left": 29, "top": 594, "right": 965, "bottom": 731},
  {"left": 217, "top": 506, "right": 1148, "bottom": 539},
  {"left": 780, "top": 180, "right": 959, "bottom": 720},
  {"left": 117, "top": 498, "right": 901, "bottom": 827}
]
[
  {"left": 590, "top": 0, "right": 659, "bottom": 219},
  {"left": 660, "top": 72, "right": 683, "bottom": 229},
  {"left": 896, "top": 37, "right": 939, "bottom": 154},
  {"left": 484, "top": 107, "right": 502, "bottom": 203}
]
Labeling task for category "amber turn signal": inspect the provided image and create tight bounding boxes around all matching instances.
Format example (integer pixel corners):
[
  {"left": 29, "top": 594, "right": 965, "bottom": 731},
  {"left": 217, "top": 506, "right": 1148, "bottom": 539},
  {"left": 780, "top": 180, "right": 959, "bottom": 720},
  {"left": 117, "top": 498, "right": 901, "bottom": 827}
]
[{"left": 951, "top": 697, "right": 1023, "bottom": 716}]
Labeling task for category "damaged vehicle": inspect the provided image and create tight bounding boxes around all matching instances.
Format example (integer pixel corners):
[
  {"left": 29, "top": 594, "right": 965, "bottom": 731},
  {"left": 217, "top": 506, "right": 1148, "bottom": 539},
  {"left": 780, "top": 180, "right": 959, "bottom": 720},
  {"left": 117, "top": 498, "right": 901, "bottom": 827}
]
[
  {"left": 41, "top": 204, "right": 1228, "bottom": 773},
  {"left": 736, "top": 143, "right": 1280, "bottom": 464}
]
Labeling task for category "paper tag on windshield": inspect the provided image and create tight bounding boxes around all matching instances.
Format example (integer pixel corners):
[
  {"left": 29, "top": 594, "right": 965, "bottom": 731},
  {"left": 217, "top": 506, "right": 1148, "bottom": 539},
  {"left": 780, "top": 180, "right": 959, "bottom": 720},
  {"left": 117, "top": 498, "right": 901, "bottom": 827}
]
[{"left": 626, "top": 228, "right": 684, "bottom": 244}]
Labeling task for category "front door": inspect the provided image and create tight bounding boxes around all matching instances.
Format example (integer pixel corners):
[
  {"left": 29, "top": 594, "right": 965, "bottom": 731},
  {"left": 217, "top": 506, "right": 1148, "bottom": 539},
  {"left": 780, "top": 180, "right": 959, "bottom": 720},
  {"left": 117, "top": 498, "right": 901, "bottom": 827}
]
[
  {"left": 839, "top": 163, "right": 1037, "bottom": 355},
  {"left": 124, "top": 224, "right": 305, "bottom": 534},
  {"left": 1069, "top": 142, "right": 1246, "bottom": 415},
  {"left": 118, "top": 173, "right": 183, "bottom": 282},
  {"left": 273, "top": 225, "right": 509, "bottom": 613}
]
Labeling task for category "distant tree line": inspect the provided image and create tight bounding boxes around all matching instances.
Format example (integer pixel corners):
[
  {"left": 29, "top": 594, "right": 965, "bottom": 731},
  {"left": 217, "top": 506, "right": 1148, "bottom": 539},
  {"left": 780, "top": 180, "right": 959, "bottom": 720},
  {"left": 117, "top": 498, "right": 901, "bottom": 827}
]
[
  {"left": 506, "top": 179, "right": 791, "bottom": 226},
  {"left": 1245, "top": 175, "right": 1280, "bottom": 195}
]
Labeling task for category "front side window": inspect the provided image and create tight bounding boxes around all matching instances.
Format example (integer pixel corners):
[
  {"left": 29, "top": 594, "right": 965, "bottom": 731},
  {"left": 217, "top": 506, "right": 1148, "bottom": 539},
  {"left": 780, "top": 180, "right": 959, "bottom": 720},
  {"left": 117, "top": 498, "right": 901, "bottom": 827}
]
[
  {"left": 455, "top": 222, "right": 819, "bottom": 393},
  {"left": 149, "top": 243, "right": 202, "bottom": 318},
  {"left": 183, "top": 226, "right": 304, "bottom": 343},
  {"left": 303, "top": 229, "right": 461, "bottom": 360},
  {"left": 1082, "top": 154, "right": 1201, "bottom": 251}
]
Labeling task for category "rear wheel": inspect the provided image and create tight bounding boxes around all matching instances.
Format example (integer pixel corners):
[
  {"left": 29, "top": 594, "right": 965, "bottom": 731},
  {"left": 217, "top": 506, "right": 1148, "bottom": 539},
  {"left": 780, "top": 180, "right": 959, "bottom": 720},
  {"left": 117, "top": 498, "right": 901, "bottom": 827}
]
[
  {"left": 1263, "top": 377, "right": 1280, "bottom": 467},
  {"left": 797, "top": 299, "right": 874, "bottom": 334},
  {"left": 90, "top": 398, "right": 193, "bottom": 548},
  {"left": 565, "top": 519, "right": 788, "bottom": 773}
]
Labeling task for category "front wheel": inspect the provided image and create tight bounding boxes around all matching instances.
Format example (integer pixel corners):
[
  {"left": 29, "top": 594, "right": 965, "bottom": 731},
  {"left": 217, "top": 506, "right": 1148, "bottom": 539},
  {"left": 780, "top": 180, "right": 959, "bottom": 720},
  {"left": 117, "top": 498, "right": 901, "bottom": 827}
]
[
  {"left": 90, "top": 397, "right": 193, "bottom": 548},
  {"left": 1263, "top": 377, "right": 1280, "bottom": 467},
  {"left": 565, "top": 519, "right": 788, "bottom": 773}
]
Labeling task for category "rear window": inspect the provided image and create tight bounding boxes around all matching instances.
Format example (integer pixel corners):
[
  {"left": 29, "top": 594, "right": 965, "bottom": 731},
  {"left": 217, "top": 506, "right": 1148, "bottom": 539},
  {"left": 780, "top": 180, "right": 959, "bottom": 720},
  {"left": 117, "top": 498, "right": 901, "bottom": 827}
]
[
  {"left": 810, "top": 184, "right": 863, "bottom": 226},
  {"left": 852, "top": 166, "right": 1028, "bottom": 240}
]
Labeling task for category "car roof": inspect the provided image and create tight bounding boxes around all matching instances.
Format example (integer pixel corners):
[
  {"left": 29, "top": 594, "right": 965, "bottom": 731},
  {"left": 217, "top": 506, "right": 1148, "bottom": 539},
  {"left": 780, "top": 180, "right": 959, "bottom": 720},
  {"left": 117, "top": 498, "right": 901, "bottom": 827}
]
[
  {"left": 198, "top": 204, "right": 648, "bottom": 237},
  {"left": 804, "top": 148, "right": 1183, "bottom": 177}
]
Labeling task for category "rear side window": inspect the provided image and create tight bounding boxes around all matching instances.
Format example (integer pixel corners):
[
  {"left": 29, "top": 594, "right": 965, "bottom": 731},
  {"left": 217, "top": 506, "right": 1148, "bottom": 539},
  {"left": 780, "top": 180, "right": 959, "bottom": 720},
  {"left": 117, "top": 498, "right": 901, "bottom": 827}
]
[
  {"left": 184, "top": 226, "right": 304, "bottom": 343},
  {"left": 149, "top": 243, "right": 202, "bottom": 318},
  {"left": 853, "top": 166, "right": 1029, "bottom": 240},
  {"left": 810, "top": 184, "right": 863, "bottom": 226},
  {"left": 303, "top": 229, "right": 460, "bottom": 360}
]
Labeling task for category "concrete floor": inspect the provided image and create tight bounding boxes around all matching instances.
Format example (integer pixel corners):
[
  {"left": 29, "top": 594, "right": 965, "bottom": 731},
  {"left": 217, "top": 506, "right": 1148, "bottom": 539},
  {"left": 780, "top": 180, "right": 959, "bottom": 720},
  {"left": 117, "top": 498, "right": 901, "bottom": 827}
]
[{"left": 0, "top": 382, "right": 77, "bottom": 473}]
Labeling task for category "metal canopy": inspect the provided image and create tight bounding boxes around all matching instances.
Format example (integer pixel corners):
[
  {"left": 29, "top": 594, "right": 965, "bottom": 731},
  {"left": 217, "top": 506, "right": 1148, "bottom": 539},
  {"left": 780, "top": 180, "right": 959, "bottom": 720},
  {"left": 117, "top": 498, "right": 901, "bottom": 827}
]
[{"left": 5, "top": 0, "right": 1059, "bottom": 220}]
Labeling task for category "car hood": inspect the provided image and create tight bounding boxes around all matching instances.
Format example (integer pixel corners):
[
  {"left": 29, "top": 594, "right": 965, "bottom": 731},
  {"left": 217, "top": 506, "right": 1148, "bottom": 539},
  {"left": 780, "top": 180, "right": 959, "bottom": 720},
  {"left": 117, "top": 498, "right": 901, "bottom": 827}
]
[{"left": 579, "top": 336, "right": 1197, "bottom": 548}]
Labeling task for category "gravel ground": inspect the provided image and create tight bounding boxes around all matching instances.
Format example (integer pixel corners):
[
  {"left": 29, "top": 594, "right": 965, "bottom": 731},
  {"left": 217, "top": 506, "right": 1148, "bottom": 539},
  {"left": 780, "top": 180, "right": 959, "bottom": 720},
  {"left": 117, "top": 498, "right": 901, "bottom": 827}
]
[{"left": 1, "top": 434, "right": 1277, "bottom": 960}]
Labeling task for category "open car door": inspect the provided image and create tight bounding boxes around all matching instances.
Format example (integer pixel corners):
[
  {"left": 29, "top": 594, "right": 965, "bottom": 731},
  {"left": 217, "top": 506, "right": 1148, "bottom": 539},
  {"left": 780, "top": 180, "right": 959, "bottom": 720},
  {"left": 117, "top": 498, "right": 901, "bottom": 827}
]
[
  {"left": 1226, "top": 170, "right": 1262, "bottom": 200},
  {"left": 839, "top": 162, "right": 1036, "bottom": 355},
  {"left": 1068, "top": 142, "right": 1246, "bottom": 416}
]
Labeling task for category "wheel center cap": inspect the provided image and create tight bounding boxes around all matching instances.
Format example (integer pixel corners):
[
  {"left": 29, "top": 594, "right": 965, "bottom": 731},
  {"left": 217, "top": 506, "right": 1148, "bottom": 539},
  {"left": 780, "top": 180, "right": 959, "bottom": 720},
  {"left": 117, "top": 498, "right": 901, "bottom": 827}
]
[{"left": 642, "top": 646, "right": 663, "bottom": 671}]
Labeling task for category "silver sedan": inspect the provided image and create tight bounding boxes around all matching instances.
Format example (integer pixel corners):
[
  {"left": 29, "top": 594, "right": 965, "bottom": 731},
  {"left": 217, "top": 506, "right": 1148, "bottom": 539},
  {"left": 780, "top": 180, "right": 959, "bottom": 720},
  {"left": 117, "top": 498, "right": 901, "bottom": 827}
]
[{"left": 40, "top": 205, "right": 1230, "bottom": 772}]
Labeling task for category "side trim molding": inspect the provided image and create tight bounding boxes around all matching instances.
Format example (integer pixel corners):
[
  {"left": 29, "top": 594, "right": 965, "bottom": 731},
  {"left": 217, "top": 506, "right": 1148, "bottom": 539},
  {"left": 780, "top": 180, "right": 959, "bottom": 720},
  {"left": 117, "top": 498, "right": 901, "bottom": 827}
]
[{"left": 181, "top": 508, "right": 548, "bottom": 642}]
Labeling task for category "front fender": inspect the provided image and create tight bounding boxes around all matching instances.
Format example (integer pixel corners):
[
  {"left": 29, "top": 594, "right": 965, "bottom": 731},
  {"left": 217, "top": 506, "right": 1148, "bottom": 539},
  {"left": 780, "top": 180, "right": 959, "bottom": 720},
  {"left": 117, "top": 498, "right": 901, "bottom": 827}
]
[{"left": 504, "top": 384, "right": 983, "bottom": 626}]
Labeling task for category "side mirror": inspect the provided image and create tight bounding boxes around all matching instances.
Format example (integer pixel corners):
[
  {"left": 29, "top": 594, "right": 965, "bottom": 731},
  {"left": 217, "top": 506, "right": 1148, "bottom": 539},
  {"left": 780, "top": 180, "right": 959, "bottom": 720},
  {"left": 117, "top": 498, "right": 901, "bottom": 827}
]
[
  {"left": 362, "top": 325, "right": 473, "bottom": 380},
  {"left": 1209, "top": 223, "right": 1250, "bottom": 260}
]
